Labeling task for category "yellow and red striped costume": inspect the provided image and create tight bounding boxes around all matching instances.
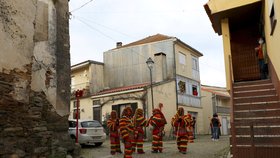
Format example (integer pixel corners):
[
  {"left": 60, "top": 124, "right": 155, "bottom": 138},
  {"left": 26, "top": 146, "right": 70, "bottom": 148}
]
[
  {"left": 132, "top": 108, "right": 147, "bottom": 154},
  {"left": 119, "top": 107, "right": 134, "bottom": 158},
  {"left": 149, "top": 108, "right": 167, "bottom": 153},
  {"left": 171, "top": 107, "right": 194, "bottom": 154},
  {"left": 107, "top": 110, "right": 122, "bottom": 155},
  {"left": 186, "top": 113, "right": 194, "bottom": 143}
]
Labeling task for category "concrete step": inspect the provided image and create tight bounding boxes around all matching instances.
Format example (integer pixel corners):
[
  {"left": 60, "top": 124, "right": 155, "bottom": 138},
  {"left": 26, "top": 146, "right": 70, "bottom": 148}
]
[
  {"left": 234, "top": 108, "right": 280, "bottom": 118},
  {"left": 234, "top": 125, "right": 280, "bottom": 135},
  {"left": 233, "top": 83, "right": 274, "bottom": 92},
  {"left": 233, "top": 79, "right": 272, "bottom": 86},
  {"left": 234, "top": 101, "right": 280, "bottom": 111},
  {"left": 230, "top": 136, "right": 280, "bottom": 146},
  {"left": 234, "top": 117, "right": 280, "bottom": 126},
  {"left": 234, "top": 95, "right": 279, "bottom": 104},
  {"left": 233, "top": 88, "right": 276, "bottom": 97}
]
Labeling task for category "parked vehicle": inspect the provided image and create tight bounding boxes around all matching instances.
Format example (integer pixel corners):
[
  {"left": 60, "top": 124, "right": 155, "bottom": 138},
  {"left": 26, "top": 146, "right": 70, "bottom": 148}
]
[{"left": 68, "top": 119, "right": 106, "bottom": 146}]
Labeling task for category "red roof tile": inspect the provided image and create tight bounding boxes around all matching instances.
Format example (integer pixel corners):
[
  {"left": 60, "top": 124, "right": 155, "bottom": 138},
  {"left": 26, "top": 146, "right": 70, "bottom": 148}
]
[
  {"left": 93, "top": 83, "right": 149, "bottom": 96},
  {"left": 201, "top": 86, "right": 230, "bottom": 98},
  {"left": 114, "top": 34, "right": 173, "bottom": 49}
]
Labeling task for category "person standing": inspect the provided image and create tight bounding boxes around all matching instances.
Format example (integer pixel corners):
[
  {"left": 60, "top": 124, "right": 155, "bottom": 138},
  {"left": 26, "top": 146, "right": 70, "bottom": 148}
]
[
  {"left": 255, "top": 37, "right": 268, "bottom": 79},
  {"left": 107, "top": 110, "right": 122, "bottom": 155},
  {"left": 149, "top": 108, "right": 167, "bottom": 153},
  {"left": 210, "top": 113, "right": 221, "bottom": 141},
  {"left": 132, "top": 108, "right": 147, "bottom": 154},
  {"left": 171, "top": 107, "right": 193, "bottom": 154},
  {"left": 186, "top": 114, "right": 194, "bottom": 143},
  {"left": 119, "top": 107, "right": 134, "bottom": 158},
  {"left": 192, "top": 116, "right": 196, "bottom": 139}
]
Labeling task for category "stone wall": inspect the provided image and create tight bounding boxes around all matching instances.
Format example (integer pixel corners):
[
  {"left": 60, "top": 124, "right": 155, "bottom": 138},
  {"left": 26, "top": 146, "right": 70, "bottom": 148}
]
[
  {"left": 0, "top": 71, "right": 79, "bottom": 158},
  {"left": 0, "top": 0, "right": 78, "bottom": 157}
]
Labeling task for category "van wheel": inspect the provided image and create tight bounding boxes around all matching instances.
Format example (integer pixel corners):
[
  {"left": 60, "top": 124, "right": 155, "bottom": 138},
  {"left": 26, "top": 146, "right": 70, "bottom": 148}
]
[{"left": 95, "top": 143, "right": 103, "bottom": 147}]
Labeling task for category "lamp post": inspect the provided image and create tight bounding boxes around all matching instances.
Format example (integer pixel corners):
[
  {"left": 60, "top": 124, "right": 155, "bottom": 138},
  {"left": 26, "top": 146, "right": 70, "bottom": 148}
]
[
  {"left": 146, "top": 57, "right": 154, "bottom": 110},
  {"left": 75, "top": 89, "right": 83, "bottom": 144}
]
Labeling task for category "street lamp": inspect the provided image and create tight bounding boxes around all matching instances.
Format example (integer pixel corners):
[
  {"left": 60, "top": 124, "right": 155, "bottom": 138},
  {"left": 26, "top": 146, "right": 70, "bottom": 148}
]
[{"left": 146, "top": 57, "right": 154, "bottom": 110}]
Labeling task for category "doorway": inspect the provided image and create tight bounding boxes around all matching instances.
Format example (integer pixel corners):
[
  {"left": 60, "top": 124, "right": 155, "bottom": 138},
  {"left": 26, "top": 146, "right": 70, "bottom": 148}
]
[{"left": 221, "top": 117, "right": 228, "bottom": 135}]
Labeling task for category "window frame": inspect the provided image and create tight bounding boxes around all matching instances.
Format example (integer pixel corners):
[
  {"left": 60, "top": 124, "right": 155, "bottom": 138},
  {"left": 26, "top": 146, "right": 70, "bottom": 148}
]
[
  {"left": 270, "top": 3, "right": 277, "bottom": 35},
  {"left": 73, "top": 109, "right": 80, "bottom": 119},
  {"left": 192, "top": 56, "right": 199, "bottom": 71},
  {"left": 179, "top": 52, "right": 186, "bottom": 65},
  {"left": 178, "top": 80, "right": 186, "bottom": 93}
]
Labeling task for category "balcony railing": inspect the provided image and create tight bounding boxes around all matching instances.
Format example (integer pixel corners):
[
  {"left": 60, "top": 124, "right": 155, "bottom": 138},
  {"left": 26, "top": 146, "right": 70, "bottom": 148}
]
[
  {"left": 216, "top": 106, "right": 230, "bottom": 114},
  {"left": 178, "top": 93, "right": 201, "bottom": 107}
]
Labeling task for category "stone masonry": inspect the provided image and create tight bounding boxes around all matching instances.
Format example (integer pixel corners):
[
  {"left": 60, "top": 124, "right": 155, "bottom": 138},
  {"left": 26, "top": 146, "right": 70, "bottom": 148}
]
[
  {"left": 0, "top": 0, "right": 78, "bottom": 157},
  {"left": 0, "top": 71, "right": 79, "bottom": 158}
]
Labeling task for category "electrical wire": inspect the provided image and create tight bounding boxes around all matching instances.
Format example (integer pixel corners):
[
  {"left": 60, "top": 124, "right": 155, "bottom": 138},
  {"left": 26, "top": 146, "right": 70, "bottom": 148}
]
[
  {"left": 70, "top": 0, "right": 94, "bottom": 13},
  {"left": 72, "top": 15, "right": 164, "bottom": 73},
  {"left": 71, "top": 14, "right": 223, "bottom": 77}
]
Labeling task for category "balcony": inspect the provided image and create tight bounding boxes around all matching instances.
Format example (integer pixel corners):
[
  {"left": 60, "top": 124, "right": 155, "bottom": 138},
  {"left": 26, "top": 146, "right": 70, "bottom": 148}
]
[
  {"left": 178, "top": 93, "right": 201, "bottom": 108},
  {"left": 216, "top": 106, "right": 230, "bottom": 114},
  {"left": 71, "top": 82, "right": 90, "bottom": 98}
]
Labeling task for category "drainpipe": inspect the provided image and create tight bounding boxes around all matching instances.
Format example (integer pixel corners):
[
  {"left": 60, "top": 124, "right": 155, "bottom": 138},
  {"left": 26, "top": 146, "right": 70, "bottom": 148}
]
[{"left": 173, "top": 41, "right": 179, "bottom": 109}]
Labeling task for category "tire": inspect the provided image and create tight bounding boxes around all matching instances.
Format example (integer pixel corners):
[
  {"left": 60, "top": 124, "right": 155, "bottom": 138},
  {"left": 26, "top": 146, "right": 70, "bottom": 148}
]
[
  {"left": 70, "top": 135, "right": 76, "bottom": 140},
  {"left": 95, "top": 142, "right": 103, "bottom": 147}
]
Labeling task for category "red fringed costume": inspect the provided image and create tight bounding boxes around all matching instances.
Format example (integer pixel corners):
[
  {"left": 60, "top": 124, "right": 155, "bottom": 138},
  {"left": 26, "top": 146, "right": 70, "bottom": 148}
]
[
  {"left": 107, "top": 110, "right": 122, "bottom": 155},
  {"left": 149, "top": 108, "right": 167, "bottom": 153},
  {"left": 171, "top": 107, "right": 194, "bottom": 154},
  {"left": 132, "top": 108, "right": 147, "bottom": 154},
  {"left": 186, "top": 113, "right": 194, "bottom": 143},
  {"left": 119, "top": 107, "right": 134, "bottom": 158}
]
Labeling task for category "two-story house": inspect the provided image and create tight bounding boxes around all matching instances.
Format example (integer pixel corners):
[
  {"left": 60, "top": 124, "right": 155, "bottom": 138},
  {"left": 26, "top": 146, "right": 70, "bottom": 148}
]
[
  {"left": 70, "top": 60, "right": 104, "bottom": 122},
  {"left": 205, "top": 0, "right": 280, "bottom": 157},
  {"left": 201, "top": 85, "right": 230, "bottom": 135},
  {"left": 91, "top": 34, "right": 204, "bottom": 136}
]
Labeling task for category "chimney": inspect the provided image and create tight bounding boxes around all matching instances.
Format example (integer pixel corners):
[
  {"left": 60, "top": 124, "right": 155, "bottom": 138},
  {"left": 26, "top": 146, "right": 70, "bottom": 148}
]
[
  {"left": 116, "top": 42, "right": 122, "bottom": 48},
  {"left": 154, "top": 52, "right": 167, "bottom": 82}
]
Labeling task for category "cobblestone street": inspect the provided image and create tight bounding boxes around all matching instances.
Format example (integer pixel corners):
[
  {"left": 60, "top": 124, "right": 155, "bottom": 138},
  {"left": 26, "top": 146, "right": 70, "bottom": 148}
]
[{"left": 80, "top": 135, "right": 230, "bottom": 158}]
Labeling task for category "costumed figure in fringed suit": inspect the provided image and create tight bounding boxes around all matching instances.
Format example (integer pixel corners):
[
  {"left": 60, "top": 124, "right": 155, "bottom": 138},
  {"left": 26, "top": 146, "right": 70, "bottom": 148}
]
[
  {"left": 171, "top": 107, "right": 194, "bottom": 154},
  {"left": 107, "top": 110, "right": 122, "bottom": 155},
  {"left": 132, "top": 108, "right": 147, "bottom": 154},
  {"left": 186, "top": 113, "right": 194, "bottom": 143},
  {"left": 149, "top": 108, "right": 167, "bottom": 153},
  {"left": 119, "top": 107, "right": 134, "bottom": 158}
]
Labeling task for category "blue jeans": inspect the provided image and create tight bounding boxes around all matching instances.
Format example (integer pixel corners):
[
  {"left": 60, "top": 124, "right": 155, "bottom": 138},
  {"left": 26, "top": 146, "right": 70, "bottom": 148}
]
[
  {"left": 212, "top": 127, "right": 219, "bottom": 139},
  {"left": 259, "top": 59, "right": 266, "bottom": 79}
]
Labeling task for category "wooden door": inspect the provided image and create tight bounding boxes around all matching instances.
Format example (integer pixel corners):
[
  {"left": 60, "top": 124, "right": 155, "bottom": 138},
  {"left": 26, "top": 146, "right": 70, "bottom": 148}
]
[{"left": 230, "top": 24, "right": 260, "bottom": 81}]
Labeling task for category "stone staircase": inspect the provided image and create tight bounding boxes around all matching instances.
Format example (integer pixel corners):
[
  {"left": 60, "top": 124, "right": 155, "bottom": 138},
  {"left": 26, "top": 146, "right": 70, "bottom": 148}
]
[{"left": 230, "top": 79, "right": 280, "bottom": 158}]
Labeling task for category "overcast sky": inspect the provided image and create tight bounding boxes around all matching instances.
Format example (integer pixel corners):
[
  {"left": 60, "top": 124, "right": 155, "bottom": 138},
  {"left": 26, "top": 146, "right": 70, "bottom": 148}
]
[{"left": 69, "top": 0, "right": 226, "bottom": 87}]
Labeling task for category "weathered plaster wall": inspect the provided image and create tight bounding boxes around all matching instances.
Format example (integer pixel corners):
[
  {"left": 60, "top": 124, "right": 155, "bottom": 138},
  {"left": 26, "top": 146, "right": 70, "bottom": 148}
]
[
  {"left": 31, "top": 0, "right": 58, "bottom": 109},
  {"left": 0, "top": 0, "right": 76, "bottom": 157},
  {"left": 55, "top": 0, "right": 71, "bottom": 116}
]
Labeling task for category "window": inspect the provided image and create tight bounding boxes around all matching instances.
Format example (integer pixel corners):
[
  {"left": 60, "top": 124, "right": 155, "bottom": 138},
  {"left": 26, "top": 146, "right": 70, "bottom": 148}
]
[
  {"left": 192, "top": 57, "right": 198, "bottom": 71},
  {"left": 81, "top": 121, "right": 102, "bottom": 127},
  {"left": 93, "top": 100, "right": 101, "bottom": 105},
  {"left": 270, "top": 4, "right": 277, "bottom": 35},
  {"left": 178, "top": 81, "right": 186, "bottom": 93},
  {"left": 69, "top": 121, "right": 77, "bottom": 128},
  {"left": 179, "top": 52, "right": 186, "bottom": 65},
  {"left": 73, "top": 101, "right": 77, "bottom": 108},
  {"left": 71, "top": 76, "right": 75, "bottom": 89},
  {"left": 73, "top": 109, "right": 80, "bottom": 119},
  {"left": 192, "top": 85, "right": 198, "bottom": 96}
]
